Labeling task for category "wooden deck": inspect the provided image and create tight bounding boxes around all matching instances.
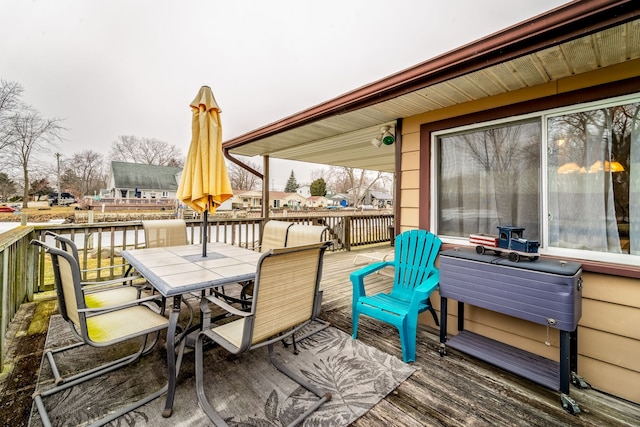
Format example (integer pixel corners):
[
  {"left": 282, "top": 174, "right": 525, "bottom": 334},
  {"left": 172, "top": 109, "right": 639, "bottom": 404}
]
[
  {"left": 2, "top": 245, "right": 640, "bottom": 426},
  {"left": 319, "top": 247, "right": 640, "bottom": 427}
]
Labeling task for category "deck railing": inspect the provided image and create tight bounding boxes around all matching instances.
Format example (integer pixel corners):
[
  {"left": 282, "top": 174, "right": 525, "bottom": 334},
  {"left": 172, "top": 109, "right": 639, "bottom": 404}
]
[{"left": 0, "top": 212, "right": 392, "bottom": 371}]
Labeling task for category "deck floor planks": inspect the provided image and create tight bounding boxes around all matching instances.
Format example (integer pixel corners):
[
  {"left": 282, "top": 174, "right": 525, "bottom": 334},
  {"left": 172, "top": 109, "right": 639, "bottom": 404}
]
[
  {"left": 319, "top": 246, "right": 640, "bottom": 426},
  {"left": 3, "top": 245, "right": 640, "bottom": 426}
]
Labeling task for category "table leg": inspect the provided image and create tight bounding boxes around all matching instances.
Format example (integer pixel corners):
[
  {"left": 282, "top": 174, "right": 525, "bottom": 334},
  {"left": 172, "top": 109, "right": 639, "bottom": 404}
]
[{"left": 162, "top": 295, "right": 182, "bottom": 418}]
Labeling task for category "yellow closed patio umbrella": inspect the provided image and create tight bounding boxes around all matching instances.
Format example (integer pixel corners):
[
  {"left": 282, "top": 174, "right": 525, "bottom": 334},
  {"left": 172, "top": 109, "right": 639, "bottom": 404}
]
[{"left": 177, "top": 86, "right": 232, "bottom": 256}]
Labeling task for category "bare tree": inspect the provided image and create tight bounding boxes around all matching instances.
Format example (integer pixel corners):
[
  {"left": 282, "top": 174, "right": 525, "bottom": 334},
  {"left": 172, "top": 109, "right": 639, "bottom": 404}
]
[
  {"left": 109, "top": 135, "right": 184, "bottom": 166},
  {"left": 6, "top": 108, "right": 64, "bottom": 207},
  {"left": 0, "top": 79, "right": 24, "bottom": 152},
  {"left": 309, "top": 167, "right": 329, "bottom": 182},
  {"left": 228, "top": 156, "right": 262, "bottom": 190},
  {"left": 61, "top": 150, "right": 107, "bottom": 197},
  {"left": 327, "top": 166, "right": 389, "bottom": 205}
]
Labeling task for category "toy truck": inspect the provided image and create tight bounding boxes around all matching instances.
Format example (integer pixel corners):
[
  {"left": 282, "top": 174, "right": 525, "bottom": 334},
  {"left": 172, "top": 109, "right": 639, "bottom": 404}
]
[{"left": 470, "top": 226, "right": 539, "bottom": 262}]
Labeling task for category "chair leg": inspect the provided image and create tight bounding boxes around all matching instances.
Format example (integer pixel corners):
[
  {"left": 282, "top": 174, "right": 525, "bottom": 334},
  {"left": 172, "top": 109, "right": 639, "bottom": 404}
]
[
  {"left": 283, "top": 319, "right": 330, "bottom": 345},
  {"left": 195, "top": 334, "right": 332, "bottom": 427},
  {"left": 352, "top": 309, "right": 360, "bottom": 339},
  {"left": 399, "top": 321, "right": 417, "bottom": 363},
  {"left": 427, "top": 299, "right": 439, "bottom": 326},
  {"left": 195, "top": 333, "right": 228, "bottom": 426},
  {"left": 268, "top": 343, "right": 331, "bottom": 426},
  {"left": 33, "top": 334, "right": 170, "bottom": 427}
]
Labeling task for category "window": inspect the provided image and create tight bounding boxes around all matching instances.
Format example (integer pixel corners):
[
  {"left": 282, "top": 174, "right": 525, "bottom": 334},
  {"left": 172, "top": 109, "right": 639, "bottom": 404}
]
[
  {"left": 434, "top": 95, "right": 640, "bottom": 264},
  {"left": 436, "top": 119, "right": 541, "bottom": 241},
  {"left": 547, "top": 101, "right": 639, "bottom": 257}
]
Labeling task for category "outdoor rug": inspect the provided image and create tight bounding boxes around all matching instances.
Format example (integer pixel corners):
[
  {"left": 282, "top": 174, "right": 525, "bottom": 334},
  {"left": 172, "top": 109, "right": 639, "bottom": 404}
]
[{"left": 30, "top": 315, "right": 416, "bottom": 426}]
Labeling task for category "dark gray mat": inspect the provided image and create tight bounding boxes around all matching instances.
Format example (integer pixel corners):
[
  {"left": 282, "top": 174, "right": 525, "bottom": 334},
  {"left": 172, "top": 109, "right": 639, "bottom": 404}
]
[{"left": 30, "top": 315, "right": 415, "bottom": 426}]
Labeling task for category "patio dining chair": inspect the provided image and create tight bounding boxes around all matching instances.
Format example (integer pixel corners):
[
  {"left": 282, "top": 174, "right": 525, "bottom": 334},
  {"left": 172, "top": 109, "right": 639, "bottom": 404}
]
[
  {"left": 236, "top": 220, "right": 294, "bottom": 304},
  {"left": 283, "top": 223, "right": 331, "bottom": 339},
  {"left": 259, "top": 219, "right": 294, "bottom": 251},
  {"left": 44, "top": 231, "right": 145, "bottom": 308},
  {"left": 351, "top": 229, "right": 442, "bottom": 363},
  {"left": 195, "top": 242, "right": 332, "bottom": 427},
  {"left": 30, "top": 240, "right": 173, "bottom": 427},
  {"left": 142, "top": 219, "right": 188, "bottom": 248},
  {"left": 241, "top": 223, "right": 330, "bottom": 318}
]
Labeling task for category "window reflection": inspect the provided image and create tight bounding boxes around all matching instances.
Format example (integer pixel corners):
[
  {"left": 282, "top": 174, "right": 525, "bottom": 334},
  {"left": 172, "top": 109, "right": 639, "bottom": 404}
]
[
  {"left": 548, "top": 103, "right": 639, "bottom": 255},
  {"left": 438, "top": 120, "right": 541, "bottom": 240}
]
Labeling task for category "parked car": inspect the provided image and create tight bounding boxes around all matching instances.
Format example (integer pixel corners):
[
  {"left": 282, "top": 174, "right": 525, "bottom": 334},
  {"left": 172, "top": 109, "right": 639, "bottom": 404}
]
[
  {"left": 0, "top": 205, "right": 16, "bottom": 213},
  {"left": 48, "top": 192, "right": 76, "bottom": 206}
]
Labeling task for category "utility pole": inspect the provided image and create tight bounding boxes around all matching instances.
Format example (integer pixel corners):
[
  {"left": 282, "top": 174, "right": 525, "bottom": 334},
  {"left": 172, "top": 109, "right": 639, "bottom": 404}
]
[{"left": 56, "top": 152, "right": 61, "bottom": 204}]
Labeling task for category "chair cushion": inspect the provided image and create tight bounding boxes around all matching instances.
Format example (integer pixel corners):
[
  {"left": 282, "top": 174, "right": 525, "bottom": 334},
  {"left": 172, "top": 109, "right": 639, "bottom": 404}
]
[
  {"left": 84, "top": 287, "right": 140, "bottom": 308},
  {"left": 212, "top": 319, "right": 245, "bottom": 349},
  {"left": 86, "top": 306, "right": 168, "bottom": 344}
]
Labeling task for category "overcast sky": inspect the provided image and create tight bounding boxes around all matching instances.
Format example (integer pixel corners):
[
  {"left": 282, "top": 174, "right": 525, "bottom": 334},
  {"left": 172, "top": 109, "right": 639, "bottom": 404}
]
[{"left": 1, "top": 0, "right": 568, "bottom": 188}]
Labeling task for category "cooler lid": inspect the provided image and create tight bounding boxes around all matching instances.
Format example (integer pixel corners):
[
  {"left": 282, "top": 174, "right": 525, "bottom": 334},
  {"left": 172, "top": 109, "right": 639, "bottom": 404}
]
[{"left": 440, "top": 247, "right": 582, "bottom": 276}]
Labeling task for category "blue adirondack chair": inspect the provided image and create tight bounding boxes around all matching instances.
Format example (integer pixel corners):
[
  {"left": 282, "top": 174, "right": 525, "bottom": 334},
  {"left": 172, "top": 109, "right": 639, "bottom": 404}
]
[{"left": 351, "top": 229, "right": 442, "bottom": 363}]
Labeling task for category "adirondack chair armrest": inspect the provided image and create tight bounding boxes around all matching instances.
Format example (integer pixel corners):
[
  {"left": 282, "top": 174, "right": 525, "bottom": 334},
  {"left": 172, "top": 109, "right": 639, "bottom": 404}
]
[
  {"left": 409, "top": 272, "right": 440, "bottom": 310},
  {"left": 350, "top": 261, "right": 395, "bottom": 298}
]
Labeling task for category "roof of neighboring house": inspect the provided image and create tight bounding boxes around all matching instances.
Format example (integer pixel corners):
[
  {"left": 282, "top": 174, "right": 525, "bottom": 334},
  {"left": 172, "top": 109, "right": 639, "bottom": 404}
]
[
  {"left": 110, "top": 161, "right": 183, "bottom": 191},
  {"left": 369, "top": 191, "right": 393, "bottom": 200},
  {"left": 234, "top": 190, "right": 262, "bottom": 197},
  {"left": 269, "top": 191, "right": 306, "bottom": 200}
]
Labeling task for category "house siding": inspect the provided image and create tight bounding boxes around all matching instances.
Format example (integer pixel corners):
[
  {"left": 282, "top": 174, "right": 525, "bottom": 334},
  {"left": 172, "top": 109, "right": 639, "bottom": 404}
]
[
  {"left": 408, "top": 60, "right": 640, "bottom": 403},
  {"left": 399, "top": 130, "right": 421, "bottom": 234}
]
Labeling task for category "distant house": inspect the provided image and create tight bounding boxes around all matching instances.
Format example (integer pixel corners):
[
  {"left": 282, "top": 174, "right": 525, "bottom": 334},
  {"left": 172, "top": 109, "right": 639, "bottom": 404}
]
[
  {"left": 305, "top": 195, "right": 330, "bottom": 208},
  {"left": 296, "top": 185, "right": 311, "bottom": 198},
  {"left": 270, "top": 191, "right": 307, "bottom": 209},
  {"left": 362, "top": 190, "right": 393, "bottom": 208},
  {"left": 229, "top": 190, "right": 313, "bottom": 210},
  {"left": 329, "top": 193, "right": 350, "bottom": 207},
  {"left": 107, "top": 161, "right": 183, "bottom": 199},
  {"left": 229, "top": 190, "right": 262, "bottom": 210}
]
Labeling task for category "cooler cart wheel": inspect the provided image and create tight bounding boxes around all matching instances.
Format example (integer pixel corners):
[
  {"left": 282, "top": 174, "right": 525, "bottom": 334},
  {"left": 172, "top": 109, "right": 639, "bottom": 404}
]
[
  {"left": 509, "top": 252, "right": 520, "bottom": 262},
  {"left": 475, "top": 246, "right": 485, "bottom": 255}
]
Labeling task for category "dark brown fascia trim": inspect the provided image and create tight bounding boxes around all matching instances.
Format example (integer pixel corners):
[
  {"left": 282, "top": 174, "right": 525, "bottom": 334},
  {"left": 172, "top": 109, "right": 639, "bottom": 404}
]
[
  {"left": 420, "top": 76, "right": 640, "bottom": 279},
  {"left": 224, "top": 0, "right": 639, "bottom": 150},
  {"left": 223, "top": 148, "right": 263, "bottom": 180}
]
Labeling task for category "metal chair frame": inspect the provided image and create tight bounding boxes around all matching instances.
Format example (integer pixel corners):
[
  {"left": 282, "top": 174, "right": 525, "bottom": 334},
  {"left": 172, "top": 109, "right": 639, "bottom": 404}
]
[
  {"left": 195, "top": 242, "right": 332, "bottom": 427},
  {"left": 44, "top": 231, "right": 146, "bottom": 308},
  {"left": 31, "top": 240, "right": 178, "bottom": 427}
]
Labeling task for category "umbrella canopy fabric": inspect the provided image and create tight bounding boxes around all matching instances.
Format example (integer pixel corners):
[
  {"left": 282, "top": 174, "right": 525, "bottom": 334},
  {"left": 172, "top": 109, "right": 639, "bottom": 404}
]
[{"left": 177, "top": 86, "right": 233, "bottom": 214}]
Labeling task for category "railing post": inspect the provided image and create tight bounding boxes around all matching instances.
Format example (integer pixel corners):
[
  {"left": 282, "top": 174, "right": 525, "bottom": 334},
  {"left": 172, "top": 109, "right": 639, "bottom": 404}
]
[{"left": 344, "top": 215, "right": 352, "bottom": 251}]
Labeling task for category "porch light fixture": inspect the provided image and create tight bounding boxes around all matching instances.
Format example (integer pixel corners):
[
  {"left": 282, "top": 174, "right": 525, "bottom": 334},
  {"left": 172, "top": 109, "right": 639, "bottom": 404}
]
[{"left": 371, "top": 126, "right": 395, "bottom": 147}]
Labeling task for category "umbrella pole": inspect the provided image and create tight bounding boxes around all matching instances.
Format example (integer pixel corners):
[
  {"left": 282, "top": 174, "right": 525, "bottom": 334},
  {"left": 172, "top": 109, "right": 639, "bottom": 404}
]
[{"left": 202, "top": 209, "right": 208, "bottom": 257}]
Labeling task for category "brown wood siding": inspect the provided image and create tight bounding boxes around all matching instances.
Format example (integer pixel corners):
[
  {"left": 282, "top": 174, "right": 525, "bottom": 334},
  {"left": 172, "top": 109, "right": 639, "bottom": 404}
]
[{"left": 406, "top": 61, "right": 640, "bottom": 404}]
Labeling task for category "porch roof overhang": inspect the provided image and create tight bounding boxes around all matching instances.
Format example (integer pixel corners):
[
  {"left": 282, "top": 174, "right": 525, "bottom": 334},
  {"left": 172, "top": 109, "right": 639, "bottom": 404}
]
[{"left": 223, "top": 0, "right": 640, "bottom": 174}]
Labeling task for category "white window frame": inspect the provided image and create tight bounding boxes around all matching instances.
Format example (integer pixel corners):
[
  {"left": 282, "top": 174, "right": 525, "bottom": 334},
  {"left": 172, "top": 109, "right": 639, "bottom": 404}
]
[{"left": 431, "top": 92, "right": 640, "bottom": 266}]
